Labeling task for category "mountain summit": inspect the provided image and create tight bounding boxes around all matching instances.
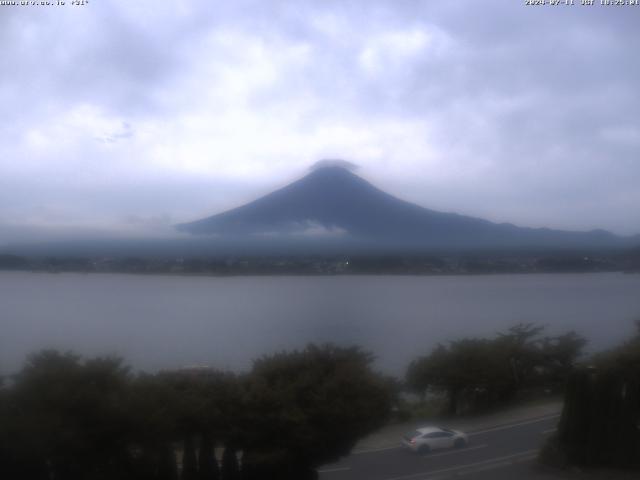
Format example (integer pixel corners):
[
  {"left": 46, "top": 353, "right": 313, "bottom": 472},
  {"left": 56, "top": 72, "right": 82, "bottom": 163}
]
[{"left": 176, "top": 163, "right": 632, "bottom": 250}]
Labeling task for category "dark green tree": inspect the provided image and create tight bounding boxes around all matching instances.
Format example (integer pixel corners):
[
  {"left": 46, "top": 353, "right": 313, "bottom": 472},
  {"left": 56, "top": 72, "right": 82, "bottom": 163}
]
[
  {"left": 221, "top": 446, "right": 240, "bottom": 480},
  {"left": 407, "top": 324, "right": 586, "bottom": 415},
  {"left": 157, "top": 443, "right": 179, "bottom": 480},
  {"left": 546, "top": 322, "right": 640, "bottom": 470},
  {"left": 7, "top": 350, "right": 135, "bottom": 479},
  {"left": 1, "top": 376, "right": 50, "bottom": 480},
  {"left": 496, "top": 323, "right": 545, "bottom": 392},
  {"left": 127, "top": 371, "right": 184, "bottom": 479},
  {"left": 241, "top": 344, "right": 392, "bottom": 478},
  {"left": 182, "top": 435, "right": 198, "bottom": 480},
  {"left": 539, "top": 331, "right": 587, "bottom": 390},
  {"left": 407, "top": 338, "right": 513, "bottom": 414},
  {"left": 555, "top": 368, "right": 593, "bottom": 465},
  {"left": 198, "top": 433, "right": 219, "bottom": 480},
  {"left": 129, "top": 369, "right": 240, "bottom": 480}
]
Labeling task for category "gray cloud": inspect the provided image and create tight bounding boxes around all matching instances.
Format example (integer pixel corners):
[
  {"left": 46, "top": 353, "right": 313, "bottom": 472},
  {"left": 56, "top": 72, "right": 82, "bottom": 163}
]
[{"left": 1, "top": 0, "right": 639, "bottom": 241}]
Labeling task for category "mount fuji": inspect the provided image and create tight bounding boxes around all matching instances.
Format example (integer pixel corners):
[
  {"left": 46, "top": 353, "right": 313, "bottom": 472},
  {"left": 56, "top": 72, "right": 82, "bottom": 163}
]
[{"left": 177, "top": 162, "right": 635, "bottom": 250}]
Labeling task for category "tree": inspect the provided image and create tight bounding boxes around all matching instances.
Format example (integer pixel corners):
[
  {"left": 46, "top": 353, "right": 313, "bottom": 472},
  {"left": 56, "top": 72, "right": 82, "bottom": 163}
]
[
  {"left": 7, "top": 350, "right": 135, "bottom": 479},
  {"left": 594, "top": 319, "right": 640, "bottom": 374},
  {"left": 182, "top": 435, "right": 198, "bottom": 480},
  {"left": 198, "top": 433, "right": 219, "bottom": 480},
  {"left": 127, "top": 367, "right": 240, "bottom": 480},
  {"left": 240, "top": 344, "right": 392, "bottom": 478},
  {"left": 543, "top": 322, "right": 640, "bottom": 470},
  {"left": 406, "top": 324, "right": 586, "bottom": 415},
  {"left": 156, "top": 443, "right": 179, "bottom": 480},
  {"left": 221, "top": 445, "right": 240, "bottom": 480},
  {"left": 127, "top": 372, "right": 183, "bottom": 479},
  {"left": 539, "top": 331, "right": 587, "bottom": 390},
  {"left": 496, "top": 323, "right": 545, "bottom": 391},
  {"left": 407, "top": 338, "right": 514, "bottom": 414},
  {"left": 550, "top": 367, "right": 640, "bottom": 469}
]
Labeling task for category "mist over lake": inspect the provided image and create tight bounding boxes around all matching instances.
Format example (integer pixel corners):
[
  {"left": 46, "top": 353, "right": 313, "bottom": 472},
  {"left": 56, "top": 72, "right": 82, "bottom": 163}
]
[{"left": 2, "top": 271, "right": 639, "bottom": 376}]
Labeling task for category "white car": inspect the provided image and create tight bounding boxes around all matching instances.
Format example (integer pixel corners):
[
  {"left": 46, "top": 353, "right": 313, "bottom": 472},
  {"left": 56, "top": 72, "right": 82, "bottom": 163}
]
[{"left": 402, "top": 426, "right": 468, "bottom": 454}]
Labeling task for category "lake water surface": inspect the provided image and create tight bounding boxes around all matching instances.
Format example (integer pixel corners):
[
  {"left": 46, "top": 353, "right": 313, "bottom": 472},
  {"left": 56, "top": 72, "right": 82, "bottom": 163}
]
[{"left": 1, "top": 271, "right": 639, "bottom": 376}]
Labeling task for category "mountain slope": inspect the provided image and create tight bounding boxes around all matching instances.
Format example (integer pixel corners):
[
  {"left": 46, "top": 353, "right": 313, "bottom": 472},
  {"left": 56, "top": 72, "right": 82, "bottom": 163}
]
[{"left": 176, "top": 165, "right": 633, "bottom": 249}]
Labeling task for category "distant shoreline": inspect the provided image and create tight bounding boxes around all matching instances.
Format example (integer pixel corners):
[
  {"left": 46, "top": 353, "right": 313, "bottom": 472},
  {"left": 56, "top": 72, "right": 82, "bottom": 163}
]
[
  {"left": 1, "top": 250, "right": 638, "bottom": 277},
  {"left": 1, "top": 268, "right": 636, "bottom": 279}
]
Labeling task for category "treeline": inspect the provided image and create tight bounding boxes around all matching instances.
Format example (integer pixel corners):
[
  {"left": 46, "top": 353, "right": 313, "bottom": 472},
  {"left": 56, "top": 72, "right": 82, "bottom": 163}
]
[
  {"left": 406, "top": 323, "right": 587, "bottom": 415},
  {"left": 1, "top": 251, "right": 636, "bottom": 276},
  {"left": 2, "top": 324, "right": 638, "bottom": 478},
  {"left": 0, "top": 345, "right": 393, "bottom": 480}
]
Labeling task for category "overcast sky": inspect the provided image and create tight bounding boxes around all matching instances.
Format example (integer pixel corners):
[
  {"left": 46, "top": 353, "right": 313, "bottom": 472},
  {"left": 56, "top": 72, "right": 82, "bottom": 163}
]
[{"left": 1, "top": 0, "right": 639, "bottom": 243}]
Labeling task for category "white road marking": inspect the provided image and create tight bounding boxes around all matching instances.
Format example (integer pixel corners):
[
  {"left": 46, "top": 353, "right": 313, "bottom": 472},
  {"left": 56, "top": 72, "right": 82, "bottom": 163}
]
[
  {"left": 352, "top": 444, "right": 402, "bottom": 455},
  {"left": 468, "top": 414, "right": 560, "bottom": 436},
  {"left": 461, "top": 460, "right": 513, "bottom": 473},
  {"left": 457, "top": 452, "right": 538, "bottom": 476},
  {"left": 542, "top": 428, "right": 557, "bottom": 434},
  {"left": 382, "top": 449, "right": 539, "bottom": 480},
  {"left": 344, "top": 444, "right": 488, "bottom": 471},
  {"left": 317, "top": 466, "right": 352, "bottom": 473},
  {"left": 422, "top": 444, "right": 488, "bottom": 458}
]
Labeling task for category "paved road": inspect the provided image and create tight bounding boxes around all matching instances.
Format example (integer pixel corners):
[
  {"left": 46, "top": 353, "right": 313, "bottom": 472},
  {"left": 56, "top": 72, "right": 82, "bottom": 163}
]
[{"left": 319, "top": 414, "right": 560, "bottom": 480}]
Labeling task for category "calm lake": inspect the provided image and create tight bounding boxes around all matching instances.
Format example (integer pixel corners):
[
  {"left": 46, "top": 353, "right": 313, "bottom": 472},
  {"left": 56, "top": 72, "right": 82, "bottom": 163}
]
[{"left": 1, "top": 271, "right": 639, "bottom": 376}]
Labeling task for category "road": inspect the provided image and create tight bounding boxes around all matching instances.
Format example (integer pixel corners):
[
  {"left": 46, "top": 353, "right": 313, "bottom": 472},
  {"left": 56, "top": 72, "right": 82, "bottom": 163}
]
[{"left": 319, "top": 414, "right": 560, "bottom": 480}]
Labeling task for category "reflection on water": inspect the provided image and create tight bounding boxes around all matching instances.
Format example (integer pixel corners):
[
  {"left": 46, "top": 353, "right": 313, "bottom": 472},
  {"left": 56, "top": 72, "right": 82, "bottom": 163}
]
[{"left": 1, "top": 271, "right": 639, "bottom": 375}]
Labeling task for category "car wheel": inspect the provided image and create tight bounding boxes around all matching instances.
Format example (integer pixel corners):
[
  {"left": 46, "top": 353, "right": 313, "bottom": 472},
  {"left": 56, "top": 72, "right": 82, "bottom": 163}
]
[
  {"left": 454, "top": 438, "right": 466, "bottom": 449},
  {"left": 418, "top": 444, "right": 430, "bottom": 454}
]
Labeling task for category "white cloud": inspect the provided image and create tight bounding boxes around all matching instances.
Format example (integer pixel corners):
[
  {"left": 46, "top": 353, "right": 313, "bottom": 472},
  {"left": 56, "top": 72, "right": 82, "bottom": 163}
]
[
  {"left": 359, "top": 26, "right": 450, "bottom": 75},
  {"left": 1, "top": 0, "right": 639, "bottom": 237},
  {"left": 600, "top": 125, "right": 640, "bottom": 146}
]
